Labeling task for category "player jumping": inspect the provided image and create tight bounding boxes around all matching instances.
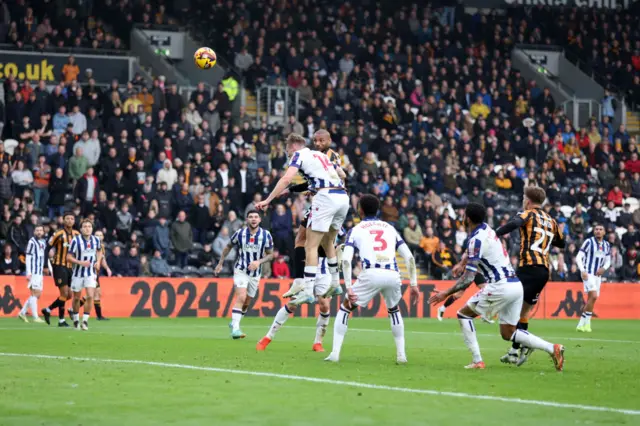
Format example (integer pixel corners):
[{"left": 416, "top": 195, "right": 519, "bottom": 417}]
[
  {"left": 256, "top": 133, "right": 348, "bottom": 303},
  {"left": 18, "top": 225, "right": 48, "bottom": 323},
  {"left": 324, "top": 194, "right": 419, "bottom": 364},
  {"left": 67, "top": 219, "right": 102, "bottom": 331},
  {"left": 215, "top": 210, "right": 274, "bottom": 339},
  {"left": 429, "top": 203, "right": 565, "bottom": 371},
  {"left": 575, "top": 224, "right": 611, "bottom": 332}
]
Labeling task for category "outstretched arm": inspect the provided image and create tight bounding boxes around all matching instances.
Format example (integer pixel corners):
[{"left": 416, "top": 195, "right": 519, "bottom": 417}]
[
  {"left": 428, "top": 259, "right": 479, "bottom": 305},
  {"left": 214, "top": 242, "right": 235, "bottom": 275},
  {"left": 495, "top": 216, "right": 525, "bottom": 237},
  {"left": 256, "top": 166, "right": 299, "bottom": 209}
]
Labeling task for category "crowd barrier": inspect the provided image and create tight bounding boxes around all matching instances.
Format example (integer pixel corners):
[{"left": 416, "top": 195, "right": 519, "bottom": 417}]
[{"left": 0, "top": 277, "right": 638, "bottom": 319}]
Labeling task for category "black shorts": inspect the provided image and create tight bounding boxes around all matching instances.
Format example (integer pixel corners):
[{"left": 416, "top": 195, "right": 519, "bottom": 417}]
[
  {"left": 474, "top": 273, "right": 486, "bottom": 286},
  {"left": 517, "top": 265, "right": 550, "bottom": 305},
  {"left": 52, "top": 265, "right": 72, "bottom": 288},
  {"left": 294, "top": 246, "right": 306, "bottom": 279}
]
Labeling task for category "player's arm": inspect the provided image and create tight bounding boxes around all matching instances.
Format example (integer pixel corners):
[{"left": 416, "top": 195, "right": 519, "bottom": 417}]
[
  {"left": 495, "top": 214, "right": 526, "bottom": 237},
  {"left": 334, "top": 163, "right": 347, "bottom": 181},
  {"left": 551, "top": 222, "right": 566, "bottom": 249},
  {"left": 397, "top": 236, "right": 420, "bottom": 305},
  {"left": 429, "top": 239, "right": 481, "bottom": 304},
  {"left": 25, "top": 240, "right": 34, "bottom": 279},
  {"left": 214, "top": 233, "right": 237, "bottom": 275},
  {"left": 95, "top": 241, "right": 103, "bottom": 274},
  {"left": 341, "top": 244, "right": 355, "bottom": 290},
  {"left": 46, "top": 231, "right": 60, "bottom": 259},
  {"left": 101, "top": 255, "right": 112, "bottom": 276},
  {"left": 258, "top": 166, "right": 299, "bottom": 209},
  {"left": 576, "top": 241, "right": 589, "bottom": 280},
  {"left": 597, "top": 246, "right": 612, "bottom": 276}
]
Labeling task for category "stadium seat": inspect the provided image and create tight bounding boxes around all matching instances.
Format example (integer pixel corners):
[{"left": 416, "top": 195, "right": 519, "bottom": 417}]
[
  {"left": 199, "top": 266, "right": 214, "bottom": 277},
  {"left": 169, "top": 266, "right": 184, "bottom": 277},
  {"left": 182, "top": 265, "right": 201, "bottom": 277},
  {"left": 191, "top": 242, "right": 203, "bottom": 253}
]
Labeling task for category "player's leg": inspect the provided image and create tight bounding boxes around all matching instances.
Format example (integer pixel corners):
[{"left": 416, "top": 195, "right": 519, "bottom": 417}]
[
  {"left": 31, "top": 288, "right": 43, "bottom": 322},
  {"left": 283, "top": 246, "right": 306, "bottom": 298},
  {"left": 313, "top": 296, "right": 331, "bottom": 352},
  {"left": 42, "top": 267, "right": 70, "bottom": 326},
  {"left": 437, "top": 290, "right": 462, "bottom": 321},
  {"left": 94, "top": 282, "right": 107, "bottom": 320},
  {"left": 81, "top": 281, "right": 96, "bottom": 330},
  {"left": 380, "top": 273, "right": 407, "bottom": 363},
  {"left": 71, "top": 277, "right": 84, "bottom": 329},
  {"left": 457, "top": 299, "right": 484, "bottom": 369},
  {"left": 497, "top": 283, "right": 564, "bottom": 371},
  {"left": 257, "top": 302, "right": 297, "bottom": 350},
  {"left": 19, "top": 282, "right": 35, "bottom": 322},
  {"left": 322, "top": 194, "right": 349, "bottom": 297},
  {"left": 578, "top": 276, "right": 599, "bottom": 332}
]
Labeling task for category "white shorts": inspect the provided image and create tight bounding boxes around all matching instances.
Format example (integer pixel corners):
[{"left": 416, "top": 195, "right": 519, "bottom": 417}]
[
  {"left": 234, "top": 269, "right": 260, "bottom": 298},
  {"left": 583, "top": 274, "right": 602, "bottom": 296},
  {"left": 467, "top": 278, "right": 523, "bottom": 326},
  {"left": 70, "top": 276, "right": 97, "bottom": 292},
  {"left": 313, "top": 273, "right": 331, "bottom": 297},
  {"left": 28, "top": 275, "right": 43, "bottom": 291},
  {"left": 351, "top": 269, "right": 402, "bottom": 309},
  {"left": 308, "top": 190, "right": 349, "bottom": 233}
]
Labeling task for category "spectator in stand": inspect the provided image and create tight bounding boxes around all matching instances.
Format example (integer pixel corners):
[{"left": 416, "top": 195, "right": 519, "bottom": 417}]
[
  {"left": 272, "top": 254, "right": 290, "bottom": 279},
  {"left": 0, "top": 244, "right": 21, "bottom": 275},
  {"left": 150, "top": 249, "right": 171, "bottom": 277},
  {"left": 125, "top": 247, "right": 142, "bottom": 277},
  {"left": 109, "top": 246, "right": 127, "bottom": 277},
  {"left": 171, "top": 210, "right": 193, "bottom": 268},
  {"left": 431, "top": 242, "right": 456, "bottom": 280}
]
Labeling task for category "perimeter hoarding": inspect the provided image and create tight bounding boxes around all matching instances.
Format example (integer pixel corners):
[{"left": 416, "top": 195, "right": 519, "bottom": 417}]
[
  {"left": 0, "top": 50, "right": 133, "bottom": 83},
  {"left": 0, "top": 277, "right": 638, "bottom": 319}
]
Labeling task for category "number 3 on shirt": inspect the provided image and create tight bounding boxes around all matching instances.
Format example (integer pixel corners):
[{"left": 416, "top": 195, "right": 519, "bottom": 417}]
[{"left": 370, "top": 230, "right": 388, "bottom": 251}]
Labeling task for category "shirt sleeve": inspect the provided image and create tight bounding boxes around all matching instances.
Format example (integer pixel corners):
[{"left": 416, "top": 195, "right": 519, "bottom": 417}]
[
  {"left": 68, "top": 237, "right": 77, "bottom": 258},
  {"left": 230, "top": 230, "right": 240, "bottom": 247},
  {"left": 344, "top": 229, "right": 356, "bottom": 248},
  {"left": 288, "top": 151, "right": 302, "bottom": 168},
  {"left": 396, "top": 231, "right": 406, "bottom": 249},
  {"left": 265, "top": 232, "right": 273, "bottom": 250},
  {"left": 465, "top": 237, "right": 482, "bottom": 273},
  {"left": 580, "top": 240, "right": 591, "bottom": 253}
]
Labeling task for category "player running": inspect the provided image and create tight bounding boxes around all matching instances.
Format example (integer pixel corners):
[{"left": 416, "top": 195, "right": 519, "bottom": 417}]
[
  {"left": 436, "top": 273, "right": 489, "bottom": 321},
  {"left": 18, "top": 225, "right": 48, "bottom": 323},
  {"left": 67, "top": 219, "right": 102, "bottom": 331},
  {"left": 255, "top": 133, "right": 348, "bottom": 303},
  {"left": 215, "top": 210, "right": 274, "bottom": 339},
  {"left": 42, "top": 213, "right": 80, "bottom": 327},
  {"left": 429, "top": 203, "right": 565, "bottom": 371},
  {"left": 324, "top": 194, "right": 419, "bottom": 364},
  {"left": 257, "top": 207, "right": 335, "bottom": 352},
  {"left": 93, "top": 230, "right": 112, "bottom": 320},
  {"left": 575, "top": 224, "right": 611, "bottom": 332}
]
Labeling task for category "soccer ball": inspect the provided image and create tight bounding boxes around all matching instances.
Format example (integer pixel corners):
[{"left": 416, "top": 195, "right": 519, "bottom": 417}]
[{"left": 194, "top": 47, "right": 217, "bottom": 70}]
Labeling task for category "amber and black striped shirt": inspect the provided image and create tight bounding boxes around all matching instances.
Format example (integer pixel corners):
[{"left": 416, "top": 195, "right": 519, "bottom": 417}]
[
  {"left": 497, "top": 208, "right": 565, "bottom": 269},
  {"left": 49, "top": 229, "right": 80, "bottom": 269}
]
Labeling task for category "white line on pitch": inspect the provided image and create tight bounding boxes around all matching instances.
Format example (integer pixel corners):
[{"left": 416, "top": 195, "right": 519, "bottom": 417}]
[
  {"left": 0, "top": 352, "right": 638, "bottom": 416},
  {"left": 0, "top": 324, "right": 638, "bottom": 344}
]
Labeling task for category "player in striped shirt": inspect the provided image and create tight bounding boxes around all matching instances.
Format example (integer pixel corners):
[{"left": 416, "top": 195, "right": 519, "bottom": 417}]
[
  {"left": 18, "top": 225, "right": 49, "bottom": 323},
  {"left": 215, "top": 210, "right": 274, "bottom": 339},
  {"left": 67, "top": 219, "right": 102, "bottom": 331},
  {"left": 575, "top": 224, "right": 611, "bottom": 332}
]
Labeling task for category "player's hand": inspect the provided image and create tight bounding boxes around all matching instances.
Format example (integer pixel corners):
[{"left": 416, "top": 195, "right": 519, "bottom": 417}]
[
  {"left": 451, "top": 263, "right": 465, "bottom": 278},
  {"left": 410, "top": 286, "right": 420, "bottom": 306},
  {"left": 26, "top": 273, "right": 31, "bottom": 281},
  {"left": 214, "top": 264, "right": 223, "bottom": 276},
  {"left": 581, "top": 271, "right": 588, "bottom": 281},
  {"left": 347, "top": 288, "right": 358, "bottom": 304},
  {"left": 428, "top": 290, "right": 448, "bottom": 305},
  {"left": 79, "top": 261, "right": 91, "bottom": 268},
  {"left": 595, "top": 268, "right": 605, "bottom": 276},
  {"left": 106, "top": 268, "right": 113, "bottom": 277},
  {"left": 248, "top": 261, "right": 260, "bottom": 271},
  {"left": 255, "top": 200, "right": 269, "bottom": 211}
]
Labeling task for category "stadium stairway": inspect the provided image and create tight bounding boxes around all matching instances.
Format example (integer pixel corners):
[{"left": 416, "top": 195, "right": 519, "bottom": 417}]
[
  {"left": 627, "top": 110, "right": 640, "bottom": 135},
  {"left": 352, "top": 217, "right": 430, "bottom": 280},
  {"left": 245, "top": 92, "right": 267, "bottom": 122}
]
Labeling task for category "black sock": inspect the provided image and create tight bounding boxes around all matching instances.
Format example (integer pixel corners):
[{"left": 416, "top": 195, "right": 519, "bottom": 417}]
[
  {"left": 48, "top": 298, "right": 62, "bottom": 311},
  {"left": 444, "top": 296, "right": 457, "bottom": 308},
  {"left": 59, "top": 305, "right": 66, "bottom": 320},
  {"left": 95, "top": 301, "right": 103, "bottom": 318},
  {"left": 511, "top": 321, "right": 529, "bottom": 350}
]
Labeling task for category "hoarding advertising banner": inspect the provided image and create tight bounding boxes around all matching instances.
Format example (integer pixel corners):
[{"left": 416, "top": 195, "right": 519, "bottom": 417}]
[{"left": 1, "top": 277, "right": 638, "bottom": 319}]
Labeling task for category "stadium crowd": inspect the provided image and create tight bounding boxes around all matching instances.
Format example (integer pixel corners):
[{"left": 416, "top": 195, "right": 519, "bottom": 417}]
[{"left": 0, "top": 0, "right": 639, "bottom": 282}]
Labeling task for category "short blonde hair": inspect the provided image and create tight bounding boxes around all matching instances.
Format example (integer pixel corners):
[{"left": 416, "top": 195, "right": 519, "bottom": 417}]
[{"left": 285, "top": 133, "right": 306, "bottom": 146}]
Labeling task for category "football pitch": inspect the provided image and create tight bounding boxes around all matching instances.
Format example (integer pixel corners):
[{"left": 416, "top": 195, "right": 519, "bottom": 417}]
[{"left": 1, "top": 318, "right": 638, "bottom": 425}]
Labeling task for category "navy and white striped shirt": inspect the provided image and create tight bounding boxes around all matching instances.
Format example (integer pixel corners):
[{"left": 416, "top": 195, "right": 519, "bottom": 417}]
[
  {"left": 579, "top": 237, "right": 611, "bottom": 275},
  {"left": 466, "top": 223, "right": 517, "bottom": 284},
  {"left": 25, "top": 237, "right": 46, "bottom": 276},
  {"left": 231, "top": 227, "right": 274, "bottom": 278},
  {"left": 69, "top": 235, "right": 101, "bottom": 278},
  {"left": 288, "top": 148, "right": 345, "bottom": 191}
]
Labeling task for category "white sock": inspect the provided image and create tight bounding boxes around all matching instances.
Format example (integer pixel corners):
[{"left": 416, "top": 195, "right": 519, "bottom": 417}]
[
  {"left": 83, "top": 313, "right": 90, "bottom": 323},
  {"left": 73, "top": 313, "right": 79, "bottom": 322},
  {"left": 327, "top": 257, "right": 339, "bottom": 286},
  {"left": 584, "top": 311, "right": 592, "bottom": 325},
  {"left": 20, "top": 296, "right": 32, "bottom": 315},
  {"left": 457, "top": 312, "right": 483, "bottom": 363},
  {"left": 266, "top": 306, "right": 292, "bottom": 339},
  {"left": 304, "top": 265, "right": 317, "bottom": 295},
  {"left": 30, "top": 296, "right": 38, "bottom": 318},
  {"left": 388, "top": 307, "right": 405, "bottom": 356},
  {"left": 231, "top": 308, "right": 243, "bottom": 331},
  {"left": 314, "top": 311, "right": 330, "bottom": 344},
  {"left": 438, "top": 305, "right": 446, "bottom": 314},
  {"left": 330, "top": 305, "right": 351, "bottom": 356},
  {"left": 511, "top": 329, "right": 554, "bottom": 354}
]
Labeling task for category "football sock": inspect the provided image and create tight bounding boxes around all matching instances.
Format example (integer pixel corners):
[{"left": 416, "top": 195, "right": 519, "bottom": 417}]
[
  {"left": 231, "top": 308, "right": 243, "bottom": 331},
  {"left": 388, "top": 307, "right": 405, "bottom": 356},
  {"left": 303, "top": 266, "right": 317, "bottom": 295},
  {"left": 266, "top": 305, "right": 292, "bottom": 339},
  {"left": 580, "top": 311, "right": 593, "bottom": 326},
  {"left": 511, "top": 329, "right": 554, "bottom": 354},
  {"left": 444, "top": 295, "right": 457, "bottom": 308},
  {"left": 83, "top": 313, "right": 89, "bottom": 323},
  {"left": 30, "top": 296, "right": 38, "bottom": 318},
  {"left": 327, "top": 257, "right": 339, "bottom": 286},
  {"left": 48, "top": 296, "right": 64, "bottom": 311},
  {"left": 511, "top": 320, "right": 529, "bottom": 350},
  {"left": 330, "top": 305, "right": 352, "bottom": 356},
  {"left": 19, "top": 296, "right": 32, "bottom": 316},
  {"left": 314, "top": 311, "right": 330, "bottom": 344},
  {"left": 72, "top": 312, "right": 79, "bottom": 322},
  {"left": 457, "top": 312, "right": 482, "bottom": 363},
  {"left": 94, "top": 301, "right": 103, "bottom": 318}
]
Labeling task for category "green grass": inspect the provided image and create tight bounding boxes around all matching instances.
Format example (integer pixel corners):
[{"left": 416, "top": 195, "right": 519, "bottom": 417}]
[{"left": 0, "top": 317, "right": 639, "bottom": 425}]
